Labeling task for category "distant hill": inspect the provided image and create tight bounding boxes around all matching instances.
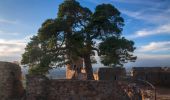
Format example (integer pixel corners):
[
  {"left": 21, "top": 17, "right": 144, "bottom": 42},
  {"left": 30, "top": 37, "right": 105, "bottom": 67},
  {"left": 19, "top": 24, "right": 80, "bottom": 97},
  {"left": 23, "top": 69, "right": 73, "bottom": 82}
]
[
  {"left": 21, "top": 65, "right": 124, "bottom": 79},
  {"left": 21, "top": 66, "right": 66, "bottom": 79}
]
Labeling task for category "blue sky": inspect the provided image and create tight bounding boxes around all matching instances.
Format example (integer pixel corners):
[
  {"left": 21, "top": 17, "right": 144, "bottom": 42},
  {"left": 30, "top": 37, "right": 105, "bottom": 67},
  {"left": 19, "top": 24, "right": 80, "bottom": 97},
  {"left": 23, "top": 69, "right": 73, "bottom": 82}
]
[{"left": 0, "top": 0, "right": 170, "bottom": 67}]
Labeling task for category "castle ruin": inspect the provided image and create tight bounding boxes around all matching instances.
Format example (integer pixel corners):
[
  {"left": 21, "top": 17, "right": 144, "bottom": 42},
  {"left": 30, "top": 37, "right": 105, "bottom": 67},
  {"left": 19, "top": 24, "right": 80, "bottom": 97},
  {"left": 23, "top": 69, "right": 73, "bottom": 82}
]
[
  {"left": 0, "top": 61, "right": 24, "bottom": 100},
  {"left": 131, "top": 67, "right": 170, "bottom": 86}
]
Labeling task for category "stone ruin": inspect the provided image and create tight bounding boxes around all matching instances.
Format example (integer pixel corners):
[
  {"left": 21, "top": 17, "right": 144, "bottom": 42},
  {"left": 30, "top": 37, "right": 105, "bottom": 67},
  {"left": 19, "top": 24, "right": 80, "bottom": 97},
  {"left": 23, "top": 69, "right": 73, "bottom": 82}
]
[
  {"left": 26, "top": 75, "right": 130, "bottom": 100},
  {"left": 131, "top": 67, "right": 170, "bottom": 86},
  {"left": 0, "top": 61, "right": 24, "bottom": 100},
  {"left": 66, "top": 58, "right": 127, "bottom": 81},
  {"left": 2, "top": 60, "right": 168, "bottom": 100},
  {"left": 0, "top": 61, "right": 131, "bottom": 100},
  {"left": 98, "top": 67, "right": 126, "bottom": 80}
]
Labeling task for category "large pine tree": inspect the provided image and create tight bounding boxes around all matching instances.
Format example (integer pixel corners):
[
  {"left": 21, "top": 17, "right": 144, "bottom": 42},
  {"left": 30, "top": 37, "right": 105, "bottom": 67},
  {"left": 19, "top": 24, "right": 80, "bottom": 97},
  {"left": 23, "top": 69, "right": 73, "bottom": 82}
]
[{"left": 22, "top": 0, "right": 136, "bottom": 79}]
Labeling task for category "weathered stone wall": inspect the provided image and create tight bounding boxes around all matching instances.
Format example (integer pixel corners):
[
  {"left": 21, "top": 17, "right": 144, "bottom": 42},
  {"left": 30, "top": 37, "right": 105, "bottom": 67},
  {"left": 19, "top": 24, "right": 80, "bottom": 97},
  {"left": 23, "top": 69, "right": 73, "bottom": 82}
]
[
  {"left": 26, "top": 75, "right": 49, "bottom": 100},
  {"left": 0, "top": 61, "right": 24, "bottom": 100},
  {"left": 98, "top": 67, "right": 126, "bottom": 80},
  {"left": 132, "top": 67, "right": 170, "bottom": 86},
  {"left": 26, "top": 75, "right": 130, "bottom": 100},
  {"left": 160, "top": 71, "right": 170, "bottom": 86}
]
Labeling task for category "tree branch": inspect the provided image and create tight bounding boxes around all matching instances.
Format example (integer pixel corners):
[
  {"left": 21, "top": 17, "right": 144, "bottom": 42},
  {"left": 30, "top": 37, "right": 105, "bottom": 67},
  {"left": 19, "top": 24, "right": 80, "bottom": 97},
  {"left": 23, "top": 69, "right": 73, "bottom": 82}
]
[{"left": 92, "top": 47, "right": 100, "bottom": 56}]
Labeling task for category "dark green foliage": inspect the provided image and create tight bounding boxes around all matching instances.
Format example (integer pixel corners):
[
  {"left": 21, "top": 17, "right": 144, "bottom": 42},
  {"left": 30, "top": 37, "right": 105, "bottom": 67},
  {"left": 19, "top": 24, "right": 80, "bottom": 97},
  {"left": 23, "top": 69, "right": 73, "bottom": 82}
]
[
  {"left": 99, "top": 37, "right": 136, "bottom": 67},
  {"left": 21, "top": 36, "right": 43, "bottom": 65},
  {"left": 88, "top": 4, "right": 124, "bottom": 40},
  {"left": 22, "top": 0, "right": 136, "bottom": 77}
]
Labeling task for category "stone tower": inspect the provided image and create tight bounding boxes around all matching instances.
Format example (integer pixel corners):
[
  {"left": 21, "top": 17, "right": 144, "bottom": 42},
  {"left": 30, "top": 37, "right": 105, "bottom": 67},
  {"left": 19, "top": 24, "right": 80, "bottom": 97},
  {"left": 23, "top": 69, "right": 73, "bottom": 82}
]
[{"left": 0, "top": 61, "right": 24, "bottom": 100}]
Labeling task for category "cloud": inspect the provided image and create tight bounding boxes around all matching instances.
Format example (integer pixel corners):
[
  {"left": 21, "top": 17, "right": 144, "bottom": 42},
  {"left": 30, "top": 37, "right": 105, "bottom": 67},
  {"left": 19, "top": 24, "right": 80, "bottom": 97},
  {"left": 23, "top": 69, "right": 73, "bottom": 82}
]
[
  {"left": 0, "top": 35, "right": 33, "bottom": 62},
  {"left": 122, "top": 9, "right": 170, "bottom": 24},
  {"left": 82, "top": 0, "right": 160, "bottom": 5},
  {"left": 0, "top": 39, "right": 26, "bottom": 56},
  {"left": 81, "top": 0, "right": 112, "bottom": 4},
  {"left": 118, "top": 0, "right": 170, "bottom": 24},
  {"left": 127, "top": 24, "right": 170, "bottom": 38},
  {"left": 82, "top": 0, "right": 170, "bottom": 25},
  {"left": 125, "top": 53, "right": 170, "bottom": 67},
  {"left": 136, "top": 53, "right": 170, "bottom": 59},
  {"left": 122, "top": 10, "right": 145, "bottom": 20},
  {"left": 137, "top": 41, "right": 170, "bottom": 52},
  {"left": 113, "top": 0, "right": 155, "bottom": 5},
  {"left": 0, "top": 30, "right": 20, "bottom": 36},
  {"left": 125, "top": 56, "right": 170, "bottom": 67},
  {"left": 0, "top": 18, "right": 17, "bottom": 24}
]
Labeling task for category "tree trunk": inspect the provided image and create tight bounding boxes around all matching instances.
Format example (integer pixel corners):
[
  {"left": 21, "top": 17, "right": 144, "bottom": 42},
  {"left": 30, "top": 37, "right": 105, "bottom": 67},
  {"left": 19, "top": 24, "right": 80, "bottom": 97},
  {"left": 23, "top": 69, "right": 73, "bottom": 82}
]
[{"left": 84, "top": 53, "right": 94, "bottom": 80}]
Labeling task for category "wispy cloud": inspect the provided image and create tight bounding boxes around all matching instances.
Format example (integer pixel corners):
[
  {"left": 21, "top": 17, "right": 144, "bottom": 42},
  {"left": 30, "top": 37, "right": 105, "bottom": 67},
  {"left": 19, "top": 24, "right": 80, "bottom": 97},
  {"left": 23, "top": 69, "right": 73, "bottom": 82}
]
[
  {"left": 125, "top": 53, "right": 170, "bottom": 67},
  {"left": 0, "top": 39, "right": 26, "bottom": 57},
  {"left": 81, "top": 0, "right": 112, "bottom": 4},
  {"left": 122, "top": 9, "right": 170, "bottom": 24},
  {"left": 130, "top": 41, "right": 170, "bottom": 67},
  {"left": 0, "top": 34, "right": 33, "bottom": 61},
  {"left": 0, "top": 39, "right": 26, "bottom": 61},
  {"left": 118, "top": 0, "right": 170, "bottom": 24},
  {"left": 82, "top": 0, "right": 170, "bottom": 24},
  {"left": 112, "top": 0, "right": 156, "bottom": 5},
  {"left": 82, "top": 0, "right": 160, "bottom": 5},
  {"left": 137, "top": 41, "right": 170, "bottom": 52},
  {"left": 136, "top": 53, "right": 170, "bottom": 59},
  {"left": 128, "top": 24, "right": 170, "bottom": 38},
  {"left": 0, "top": 30, "right": 20, "bottom": 36},
  {"left": 0, "top": 18, "right": 18, "bottom": 24}
]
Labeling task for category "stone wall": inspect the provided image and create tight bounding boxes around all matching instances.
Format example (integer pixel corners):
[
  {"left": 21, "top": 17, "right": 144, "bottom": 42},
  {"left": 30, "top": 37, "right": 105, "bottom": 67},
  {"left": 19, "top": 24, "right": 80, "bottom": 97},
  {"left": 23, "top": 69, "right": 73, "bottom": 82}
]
[
  {"left": 26, "top": 75, "right": 130, "bottom": 100},
  {"left": 98, "top": 67, "right": 126, "bottom": 80},
  {"left": 0, "top": 61, "right": 24, "bottom": 100},
  {"left": 26, "top": 75, "right": 49, "bottom": 100},
  {"left": 132, "top": 67, "right": 170, "bottom": 86}
]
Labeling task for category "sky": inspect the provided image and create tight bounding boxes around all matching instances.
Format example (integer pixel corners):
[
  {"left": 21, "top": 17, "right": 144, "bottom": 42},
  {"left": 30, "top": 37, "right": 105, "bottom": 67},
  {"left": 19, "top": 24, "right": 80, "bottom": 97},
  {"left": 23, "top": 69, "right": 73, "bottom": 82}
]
[{"left": 0, "top": 0, "right": 170, "bottom": 67}]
